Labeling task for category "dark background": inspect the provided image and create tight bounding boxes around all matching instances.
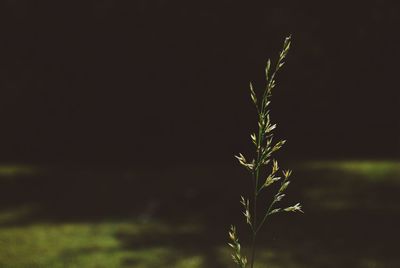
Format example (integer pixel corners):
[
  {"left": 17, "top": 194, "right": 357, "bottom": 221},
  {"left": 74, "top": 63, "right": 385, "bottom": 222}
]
[
  {"left": 1, "top": 0, "right": 399, "bottom": 164},
  {"left": 1, "top": 1, "right": 400, "bottom": 267}
]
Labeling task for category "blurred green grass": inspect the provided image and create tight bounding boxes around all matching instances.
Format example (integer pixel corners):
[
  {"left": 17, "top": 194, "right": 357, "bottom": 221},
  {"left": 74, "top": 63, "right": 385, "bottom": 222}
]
[
  {"left": 0, "top": 160, "right": 399, "bottom": 268},
  {"left": 0, "top": 165, "right": 39, "bottom": 177}
]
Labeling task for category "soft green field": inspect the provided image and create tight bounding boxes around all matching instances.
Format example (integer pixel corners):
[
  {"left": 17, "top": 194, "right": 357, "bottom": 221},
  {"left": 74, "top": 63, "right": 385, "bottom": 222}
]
[
  {"left": 0, "top": 160, "right": 399, "bottom": 267},
  {"left": 0, "top": 221, "right": 209, "bottom": 268}
]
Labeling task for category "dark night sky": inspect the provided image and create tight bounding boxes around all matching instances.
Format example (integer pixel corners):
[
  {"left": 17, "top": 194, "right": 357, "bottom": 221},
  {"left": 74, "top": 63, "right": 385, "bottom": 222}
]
[{"left": 1, "top": 0, "right": 399, "bottom": 163}]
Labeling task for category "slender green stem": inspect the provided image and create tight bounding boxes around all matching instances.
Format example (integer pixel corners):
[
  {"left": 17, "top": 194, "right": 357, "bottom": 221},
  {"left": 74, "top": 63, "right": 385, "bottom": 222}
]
[
  {"left": 250, "top": 92, "right": 267, "bottom": 268},
  {"left": 250, "top": 233, "right": 257, "bottom": 268},
  {"left": 250, "top": 168, "right": 258, "bottom": 268},
  {"left": 250, "top": 164, "right": 259, "bottom": 267},
  {"left": 255, "top": 200, "right": 276, "bottom": 234}
]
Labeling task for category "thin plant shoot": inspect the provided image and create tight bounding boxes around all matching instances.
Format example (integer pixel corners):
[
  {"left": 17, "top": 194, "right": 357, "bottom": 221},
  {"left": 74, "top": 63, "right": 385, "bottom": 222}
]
[{"left": 228, "top": 35, "right": 303, "bottom": 268}]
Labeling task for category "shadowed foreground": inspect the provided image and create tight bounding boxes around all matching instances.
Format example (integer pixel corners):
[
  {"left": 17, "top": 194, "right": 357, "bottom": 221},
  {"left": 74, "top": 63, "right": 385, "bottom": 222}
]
[{"left": 0, "top": 160, "right": 399, "bottom": 267}]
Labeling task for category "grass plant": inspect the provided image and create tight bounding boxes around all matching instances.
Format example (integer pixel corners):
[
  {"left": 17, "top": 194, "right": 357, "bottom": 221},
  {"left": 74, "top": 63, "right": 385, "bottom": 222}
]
[{"left": 229, "top": 36, "right": 303, "bottom": 268}]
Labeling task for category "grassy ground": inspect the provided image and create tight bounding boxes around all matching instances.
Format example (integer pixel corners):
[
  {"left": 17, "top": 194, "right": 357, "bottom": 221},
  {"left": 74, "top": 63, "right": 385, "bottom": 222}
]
[{"left": 0, "top": 160, "right": 399, "bottom": 267}]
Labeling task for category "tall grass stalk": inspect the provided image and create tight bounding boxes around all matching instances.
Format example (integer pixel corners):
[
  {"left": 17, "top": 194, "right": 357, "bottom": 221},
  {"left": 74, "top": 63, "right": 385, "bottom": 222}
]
[{"left": 228, "top": 36, "right": 303, "bottom": 268}]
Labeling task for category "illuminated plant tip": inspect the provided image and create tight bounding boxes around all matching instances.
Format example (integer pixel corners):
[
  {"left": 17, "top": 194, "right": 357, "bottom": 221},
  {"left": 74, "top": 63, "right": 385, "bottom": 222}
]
[{"left": 228, "top": 35, "right": 303, "bottom": 268}]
